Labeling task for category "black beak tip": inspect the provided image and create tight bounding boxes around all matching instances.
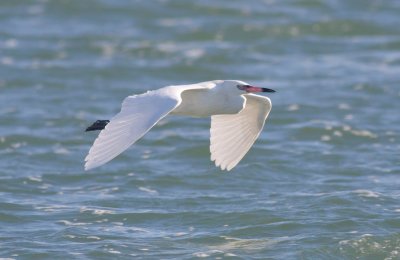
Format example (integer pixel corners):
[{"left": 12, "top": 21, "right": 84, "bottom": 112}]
[{"left": 262, "top": 88, "right": 276, "bottom": 93}]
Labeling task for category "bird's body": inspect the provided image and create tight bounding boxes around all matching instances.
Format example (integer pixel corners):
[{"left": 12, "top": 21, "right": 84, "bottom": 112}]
[
  {"left": 171, "top": 80, "right": 244, "bottom": 117},
  {"left": 85, "top": 80, "right": 274, "bottom": 171}
]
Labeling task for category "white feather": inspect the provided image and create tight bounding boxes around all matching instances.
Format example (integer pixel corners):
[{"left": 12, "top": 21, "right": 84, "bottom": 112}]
[
  {"left": 85, "top": 91, "right": 180, "bottom": 170},
  {"left": 210, "top": 94, "right": 272, "bottom": 171},
  {"left": 85, "top": 83, "right": 215, "bottom": 170}
]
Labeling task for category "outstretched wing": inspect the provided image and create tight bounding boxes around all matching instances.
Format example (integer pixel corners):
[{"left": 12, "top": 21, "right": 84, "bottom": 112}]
[
  {"left": 85, "top": 91, "right": 180, "bottom": 170},
  {"left": 210, "top": 94, "right": 272, "bottom": 171},
  {"left": 85, "top": 81, "right": 217, "bottom": 170}
]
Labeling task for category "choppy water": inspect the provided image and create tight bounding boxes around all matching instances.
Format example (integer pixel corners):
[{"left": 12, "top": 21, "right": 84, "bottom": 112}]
[{"left": 1, "top": 0, "right": 400, "bottom": 259}]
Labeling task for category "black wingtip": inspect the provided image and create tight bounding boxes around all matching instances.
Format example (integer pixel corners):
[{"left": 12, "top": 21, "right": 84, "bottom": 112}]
[{"left": 85, "top": 120, "right": 110, "bottom": 132}]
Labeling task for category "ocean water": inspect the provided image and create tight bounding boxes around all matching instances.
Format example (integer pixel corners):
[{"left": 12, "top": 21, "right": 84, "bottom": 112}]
[{"left": 1, "top": 0, "right": 400, "bottom": 259}]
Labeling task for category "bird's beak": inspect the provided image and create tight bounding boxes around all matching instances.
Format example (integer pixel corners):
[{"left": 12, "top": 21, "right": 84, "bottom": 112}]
[{"left": 244, "top": 85, "right": 276, "bottom": 93}]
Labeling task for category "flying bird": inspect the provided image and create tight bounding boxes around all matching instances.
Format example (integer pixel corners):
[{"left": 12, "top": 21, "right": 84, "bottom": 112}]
[{"left": 85, "top": 80, "right": 275, "bottom": 171}]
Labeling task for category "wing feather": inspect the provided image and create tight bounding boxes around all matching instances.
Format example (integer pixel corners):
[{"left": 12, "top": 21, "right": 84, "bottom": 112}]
[
  {"left": 210, "top": 94, "right": 272, "bottom": 171},
  {"left": 85, "top": 91, "right": 180, "bottom": 170},
  {"left": 85, "top": 82, "right": 217, "bottom": 170}
]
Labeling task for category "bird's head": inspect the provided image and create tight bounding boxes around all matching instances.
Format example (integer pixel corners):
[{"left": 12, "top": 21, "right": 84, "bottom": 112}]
[{"left": 219, "top": 80, "right": 276, "bottom": 94}]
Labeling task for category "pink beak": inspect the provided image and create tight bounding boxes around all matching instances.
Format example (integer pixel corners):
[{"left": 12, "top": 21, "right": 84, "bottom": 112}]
[{"left": 242, "top": 85, "right": 276, "bottom": 93}]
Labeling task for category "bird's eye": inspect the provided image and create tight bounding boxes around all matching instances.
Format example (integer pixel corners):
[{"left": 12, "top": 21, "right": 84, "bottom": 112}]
[{"left": 237, "top": 85, "right": 246, "bottom": 91}]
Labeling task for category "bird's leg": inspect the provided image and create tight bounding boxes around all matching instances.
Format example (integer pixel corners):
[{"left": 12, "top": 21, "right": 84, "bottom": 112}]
[{"left": 85, "top": 120, "right": 110, "bottom": 132}]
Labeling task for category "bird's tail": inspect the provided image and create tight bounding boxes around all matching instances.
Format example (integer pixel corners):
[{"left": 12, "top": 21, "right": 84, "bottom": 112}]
[{"left": 85, "top": 120, "right": 110, "bottom": 132}]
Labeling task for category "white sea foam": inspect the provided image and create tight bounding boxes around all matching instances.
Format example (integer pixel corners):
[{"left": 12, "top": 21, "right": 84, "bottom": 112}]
[
  {"left": 53, "top": 146, "right": 70, "bottom": 155},
  {"left": 350, "top": 129, "right": 377, "bottom": 138},
  {"left": 339, "top": 234, "right": 400, "bottom": 259},
  {"left": 35, "top": 205, "right": 70, "bottom": 212},
  {"left": 158, "top": 18, "right": 193, "bottom": 27},
  {"left": 353, "top": 190, "right": 380, "bottom": 198},
  {"left": 28, "top": 176, "right": 42, "bottom": 182},
  {"left": 339, "top": 124, "right": 377, "bottom": 138},
  {"left": 287, "top": 104, "right": 300, "bottom": 111},
  {"left": 80, "top": 207, "right": 114, "bottom": 215},
  {"left": 86, "top": 236, "right": 101, "bottom": 240},
  {"left": 321, "top": 135, "right": 331, "bottom": 142},
  {"left": 57, "top": 220, "right": 88, "bottom": 226},
  {"left": 107, "top": 249, "right": 121, "bottom": 254},
  {"left": 4, "top": 38, "right": 18, "bottom": 48},
  {"left": 211, "top": 236, "right": 289, "bottom": 252},
  {"left": 184, "top": 48, "right": 205, "bottom": 59},
  {"left": 338, "top": 103, "right": 351, "bottom": 110},
  {"left": 174, "top": 232, "right": 188, "bottom": 237},
  {"left": 138, "top": 186, "right": 159, "bottom": 195},
  {"left": 10, "top": 142, "right": 26, "bottom": 149},
  {"left": 192, "top": 252, "right": 210, "bottom": 258},
  {"left": 344, "top": 114, "right": 353, "bottom": 120},
  {"left": 1, "top": 57, "right": 14, "bottom": 65},
  {"left": 333, "top": 130, "right": 343, "bottom": 137}
]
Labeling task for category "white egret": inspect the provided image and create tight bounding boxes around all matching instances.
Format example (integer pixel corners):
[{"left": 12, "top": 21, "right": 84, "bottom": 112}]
[{"left": 85, "top": 80, "right": 274, "bottom": 171}]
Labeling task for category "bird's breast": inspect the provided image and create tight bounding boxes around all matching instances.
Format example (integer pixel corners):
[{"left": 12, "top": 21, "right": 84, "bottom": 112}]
[{"left": 171, "top": 89, "right": 244, "bottom": 117}]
